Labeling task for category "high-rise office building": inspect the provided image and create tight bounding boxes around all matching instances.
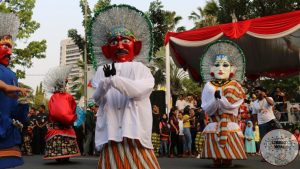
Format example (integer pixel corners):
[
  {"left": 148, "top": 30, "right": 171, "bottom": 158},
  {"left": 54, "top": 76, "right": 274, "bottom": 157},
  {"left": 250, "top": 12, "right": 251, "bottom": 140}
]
[
  {"left": 59, "top": 38, "right": 83, "bottom": 96},
  {"left": 59, "top": 38, "right": 96, "bottom": 105}
]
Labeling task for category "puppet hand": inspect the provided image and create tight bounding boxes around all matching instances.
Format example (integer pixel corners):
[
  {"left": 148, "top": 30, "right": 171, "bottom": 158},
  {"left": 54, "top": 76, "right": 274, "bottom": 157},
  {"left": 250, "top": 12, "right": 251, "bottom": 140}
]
[
  {"left": 19, "top": 88, "right": 31, "bottom": 97},
  {"left": 214, "top": 90, "right": 221, "bottom": 99},
  {"left": 103, "top": 64, "right": 111, "bottom": 77},
  {"left": 111, "top": 62, "right": 116, "bottom": 76}
]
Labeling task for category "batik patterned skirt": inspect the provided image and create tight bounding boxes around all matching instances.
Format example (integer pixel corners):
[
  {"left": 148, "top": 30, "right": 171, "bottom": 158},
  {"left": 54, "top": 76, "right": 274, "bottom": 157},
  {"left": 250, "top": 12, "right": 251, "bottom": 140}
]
[
  {"left": 195, "top": 132, "right": 205, "bottom": 154},
  {"left": 44, "top": 123, "right": 80, "bottom": 160},
  {"left": 151, "top": 132, "right": 160, "bottom": 157},
  {"left": 98, "top": 138, "right": 160, "bottom": 169}
]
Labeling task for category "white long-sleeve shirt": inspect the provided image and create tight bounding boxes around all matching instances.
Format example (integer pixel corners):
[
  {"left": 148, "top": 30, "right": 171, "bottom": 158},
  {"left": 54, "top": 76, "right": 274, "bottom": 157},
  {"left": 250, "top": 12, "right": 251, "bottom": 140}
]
[{"left": 92, "top": 62, "right": 154, "bottom": 149}]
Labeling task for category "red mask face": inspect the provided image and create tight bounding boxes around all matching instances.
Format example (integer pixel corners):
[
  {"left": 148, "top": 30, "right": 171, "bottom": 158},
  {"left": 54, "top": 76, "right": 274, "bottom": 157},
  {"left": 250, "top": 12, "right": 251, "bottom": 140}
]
[
  {"left": 0, "top": 36, "right": 13, "bottom": 67},
  {"left": 101, "top": 35, "right": 141, "bottom": 62}
]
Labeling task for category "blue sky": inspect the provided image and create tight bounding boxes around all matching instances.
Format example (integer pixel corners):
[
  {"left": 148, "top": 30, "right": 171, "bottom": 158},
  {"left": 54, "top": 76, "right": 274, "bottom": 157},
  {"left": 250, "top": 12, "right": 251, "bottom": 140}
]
[{"left": 18, "top": 0, "right": 205, "bottom": 91}]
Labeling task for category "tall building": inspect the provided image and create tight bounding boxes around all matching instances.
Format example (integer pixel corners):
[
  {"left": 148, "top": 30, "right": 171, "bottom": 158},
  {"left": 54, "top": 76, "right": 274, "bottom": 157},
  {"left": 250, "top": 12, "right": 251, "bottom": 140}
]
[
  {"left": 60, "top": 38, "right": 83, "bottom": 97},
  {"left": 59, "top": 38, "right": 96, "bottom": 106}
]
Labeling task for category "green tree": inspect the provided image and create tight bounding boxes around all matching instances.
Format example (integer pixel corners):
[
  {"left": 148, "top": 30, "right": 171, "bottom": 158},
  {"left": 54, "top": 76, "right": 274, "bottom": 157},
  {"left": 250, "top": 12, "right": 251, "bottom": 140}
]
[
  {"left": 189, "top": 0, "right": 219, "bottom": 29},
  {"left": 217, "top": 0, "right": 251, "bottom": 23},
  {"left": 67, "top": 0, "right": 111, "bottom": 99},
  {"left": 34, "top": 82, "right": 45, "bottom": 106},
  {"left": 165, "top": 11, "right": 182, "bottom": 31},
  {"left": 217, "top": 0, "right": 299, "bottom": 24},
  {"left": 182, "top": 78, "right": 202, "bottom": 95},
  {"left": 188, "top": 7, "right": 204, "bottom": 28},
  {"left": 147, "top": 0, "right": 184, "bottom": 54},
  {"left": 170, "top": 60, "right": 188, "bottom": 95},
  {"left": 147, "top": 0, "right": 187, "bottom": 94},
  {"left": 260, "top": 76, "right": 300, "bottom": 102},
  {"left": 249, "top": 0, "right": 299, "bottom": 18},
  {"left": 93, "top": 0, "right": 111, "bottom": 13},
  {"left": 0, "top": 0, "right": 47, "bottom": 79},
  {"left": 147, "top": 0, "right": 168, "bottom": 55}
]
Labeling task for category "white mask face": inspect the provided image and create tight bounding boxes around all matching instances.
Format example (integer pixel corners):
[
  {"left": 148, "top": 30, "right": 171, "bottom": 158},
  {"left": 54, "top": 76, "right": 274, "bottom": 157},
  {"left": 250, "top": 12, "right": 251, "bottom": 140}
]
[{"left": 211, "top": 55, "right": 231, "bottom": 80}]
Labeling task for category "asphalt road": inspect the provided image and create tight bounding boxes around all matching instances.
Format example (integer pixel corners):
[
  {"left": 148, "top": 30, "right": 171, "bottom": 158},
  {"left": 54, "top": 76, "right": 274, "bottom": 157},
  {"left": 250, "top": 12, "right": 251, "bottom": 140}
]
[{"left": 14, "top": 155, "right": 300, "bottom": 169}]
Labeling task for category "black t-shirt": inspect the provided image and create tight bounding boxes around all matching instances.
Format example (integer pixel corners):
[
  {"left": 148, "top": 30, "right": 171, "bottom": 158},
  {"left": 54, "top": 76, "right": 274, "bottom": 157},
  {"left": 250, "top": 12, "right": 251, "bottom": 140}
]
[
  {"left": 29, "top": 115, "right": 37, "bottom": 126},
  {"left": 36, "top": 112, "right": 48, "bottom": 126},
  {"left": 197, "top": 111, "right": 206, "bottom": 132},
  {"left": 274, "top": 94, "right": 284, "bottom": 103},
  {"left": 152, "top": 112, "right": 160, "bottom": 133},
  {"left": 273, "top": 93, "right": 285, "bottom": 111}
]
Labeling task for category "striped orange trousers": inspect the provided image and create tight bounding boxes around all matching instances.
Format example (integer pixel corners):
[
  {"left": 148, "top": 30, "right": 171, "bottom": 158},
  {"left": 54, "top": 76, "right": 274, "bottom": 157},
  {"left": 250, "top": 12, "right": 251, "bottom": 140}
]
[
  {"left": 201, "top": 114, "right": 247, "bottom": 160},
  {"left": 201, "top": 132, "right": 247, "bottom": 160},
  {"left": 98, "top": 138, "right": 160, "bottom": 169}
]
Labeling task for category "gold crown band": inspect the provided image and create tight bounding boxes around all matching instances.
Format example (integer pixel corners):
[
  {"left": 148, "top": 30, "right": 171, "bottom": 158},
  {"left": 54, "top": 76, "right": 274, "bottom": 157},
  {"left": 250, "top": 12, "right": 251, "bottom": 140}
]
[{"left": 0, "top": 38, "right": 12, "bottom": 46}]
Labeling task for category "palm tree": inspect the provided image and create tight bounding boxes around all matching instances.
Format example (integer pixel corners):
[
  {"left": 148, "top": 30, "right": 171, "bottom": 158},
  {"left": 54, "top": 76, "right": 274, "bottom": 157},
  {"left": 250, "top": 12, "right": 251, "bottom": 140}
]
[
  {"left": 188, "top": 7, "right": 204, "bottom": 28},
  {"left": 165, "top": 11, "right": 183, "bottom": 31},
  {"left": 150, "top": 47, "right": 191, "bottom": 95},
  {"left": 189, "top": 0, "right": 219, "bottom": 29},
  {"left": 203, "top": 0, "right": 219, "bottom": 16},
  {"left": 170, "top": 60, "right": 189, "bottom": 95}
]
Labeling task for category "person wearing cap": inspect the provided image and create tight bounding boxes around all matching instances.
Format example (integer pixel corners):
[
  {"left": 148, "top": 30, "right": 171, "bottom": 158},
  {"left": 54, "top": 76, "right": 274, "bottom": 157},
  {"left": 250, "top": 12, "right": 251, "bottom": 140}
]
[
  {"left": 200, "top": 40, "right": 247, "bottom": 167},
  {"left": 90, "top": 5, "right": 160, "bottom": 169},
  {"left": 0, "top": 12, "right": 30, "bottom": 168},
  {"left": 83, "top": 99, "right": 97, "bottom": 156}
]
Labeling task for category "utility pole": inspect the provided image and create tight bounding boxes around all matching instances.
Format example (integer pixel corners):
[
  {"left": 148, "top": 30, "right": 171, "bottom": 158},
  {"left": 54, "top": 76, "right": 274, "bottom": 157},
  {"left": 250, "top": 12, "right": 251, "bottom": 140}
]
[
  {"left": 83, "top": 0, "right": 88, "bottom": 112},
  {"left": 165, "top": 43, "right": 171, "bottom": 115}
]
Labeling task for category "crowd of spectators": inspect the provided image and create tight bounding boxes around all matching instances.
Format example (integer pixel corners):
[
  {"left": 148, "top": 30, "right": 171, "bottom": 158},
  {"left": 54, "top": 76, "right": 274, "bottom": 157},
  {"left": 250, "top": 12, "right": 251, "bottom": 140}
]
[
  {"left": 151, "top": 88, "right": 300, "bottom": 158},
  {"left": 21, "top": 103, "right": 99, "bottom": 156},
  {"left": 20, "top": 87, "right": 300, "bottom": 158}
]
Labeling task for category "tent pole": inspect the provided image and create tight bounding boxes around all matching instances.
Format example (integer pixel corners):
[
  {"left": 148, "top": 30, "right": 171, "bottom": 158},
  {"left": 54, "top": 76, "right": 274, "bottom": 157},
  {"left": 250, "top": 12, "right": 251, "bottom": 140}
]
[{"left": 165, "top": 43, "right": 171, "bottom": 115}]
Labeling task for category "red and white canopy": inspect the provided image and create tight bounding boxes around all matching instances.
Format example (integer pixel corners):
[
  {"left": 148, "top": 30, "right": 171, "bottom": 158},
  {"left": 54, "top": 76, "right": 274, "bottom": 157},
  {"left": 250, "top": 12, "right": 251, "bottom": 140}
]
[{"left": 165, "top": 10, "right": 300, "bottom": 82}]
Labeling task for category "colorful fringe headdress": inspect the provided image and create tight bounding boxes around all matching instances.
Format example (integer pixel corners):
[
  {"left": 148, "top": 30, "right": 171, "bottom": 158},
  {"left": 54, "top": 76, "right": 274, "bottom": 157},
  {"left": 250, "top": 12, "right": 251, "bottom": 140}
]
[
  {"left": 88, "top": 4, "right": 153, "bottom": 69},
  {"left": 43, "top": 65, "right": 73, "bottom": 93},
  {"left": 200, "top": 40, "right": 246, "bottom": 82},
  {"left": 0, "top": 12, "right": 20, "bottom": 40}
]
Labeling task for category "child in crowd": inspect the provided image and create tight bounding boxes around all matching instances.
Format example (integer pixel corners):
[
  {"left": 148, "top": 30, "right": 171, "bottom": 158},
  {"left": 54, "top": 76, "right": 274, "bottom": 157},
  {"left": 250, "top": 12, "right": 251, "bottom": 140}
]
[
  {"left": 244, "top": 121, "right": 256, "bottom": 156},
  {"left": 253, "top": 121, "right": 260, "bottom": 154},
  {"left": 159, "top": 113, "right": 170, "bottom": 157},
  {"left": 177, "top": 112, "right": 184, "bottom": 157},
  {"left": 182, "top": 106, "right": 193, "bottom": 157}
]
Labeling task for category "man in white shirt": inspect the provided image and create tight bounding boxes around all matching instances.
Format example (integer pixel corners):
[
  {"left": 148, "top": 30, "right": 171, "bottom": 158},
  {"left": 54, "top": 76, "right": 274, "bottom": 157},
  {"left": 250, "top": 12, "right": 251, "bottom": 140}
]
[
  {"left": 90, "top": 5, "right": 160, "bottom": 169},
  {"left": 176, "top": 94, "right": 187, "bottom": 111},
  {"left": 252, "top": 87, "right": 281, "bottom": 140}
]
